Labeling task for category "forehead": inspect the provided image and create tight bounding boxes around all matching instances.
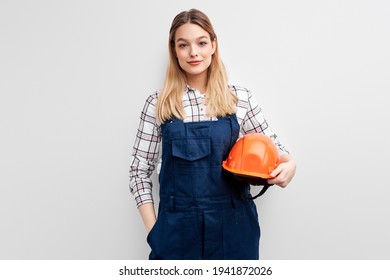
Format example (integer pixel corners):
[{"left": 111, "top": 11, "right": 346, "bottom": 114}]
[{"left": 175, "top": 23, "right": 210, "bottom": 41}]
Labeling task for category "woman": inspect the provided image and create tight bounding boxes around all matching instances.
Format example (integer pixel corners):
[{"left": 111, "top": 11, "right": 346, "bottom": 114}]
[{"left": 129, "top": 8, "right": 296, "bottom": 260}]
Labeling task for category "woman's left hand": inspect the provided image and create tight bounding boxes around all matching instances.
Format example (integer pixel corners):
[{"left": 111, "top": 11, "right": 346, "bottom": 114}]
[{"left": 267, "top": 154, "right": 296, "bottom": 188}]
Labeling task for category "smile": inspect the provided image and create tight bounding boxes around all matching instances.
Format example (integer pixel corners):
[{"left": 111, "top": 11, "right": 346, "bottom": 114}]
[{"left": 188, "top": 60, "right": 202, "bottom": 66}]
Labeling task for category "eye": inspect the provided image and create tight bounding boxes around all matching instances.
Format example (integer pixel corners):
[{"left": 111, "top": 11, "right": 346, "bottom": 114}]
[
  {"left": 199, "top": 41, "right": 207, "bottom": 46},
  {"left": 178, "top": 43, "right": 188, "bottom": 48}
]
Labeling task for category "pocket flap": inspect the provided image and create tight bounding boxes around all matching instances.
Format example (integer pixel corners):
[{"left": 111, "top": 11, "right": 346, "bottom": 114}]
[{"left": 172, "top": 138, "right": 211, "bottom": 161}]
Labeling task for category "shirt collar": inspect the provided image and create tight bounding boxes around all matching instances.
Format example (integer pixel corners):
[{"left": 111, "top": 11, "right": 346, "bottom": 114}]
[
  {"left": 186, "top": 84, "right": 195, "bottom": 91},
  {"left": 186, "top": 85, "right": 206, "bottom": 97}
]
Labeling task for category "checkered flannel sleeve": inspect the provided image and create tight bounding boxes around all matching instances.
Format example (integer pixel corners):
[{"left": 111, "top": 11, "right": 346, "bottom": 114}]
[
  {"left": 231, "top": 86, "right": 289, "bottom": 155},
  {"left": 129, "top": 93, "right": 161, "bottom": 207}
]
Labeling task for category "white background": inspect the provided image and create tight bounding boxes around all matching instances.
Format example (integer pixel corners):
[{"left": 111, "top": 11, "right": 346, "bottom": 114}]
[{"left": 1, "top": 0, "right": 389, "bottom": 259}]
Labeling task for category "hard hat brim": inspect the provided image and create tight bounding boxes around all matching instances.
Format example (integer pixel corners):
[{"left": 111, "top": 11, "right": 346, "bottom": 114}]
[{"left": 222, "top": 161, "right": 273, "bottom": 179}]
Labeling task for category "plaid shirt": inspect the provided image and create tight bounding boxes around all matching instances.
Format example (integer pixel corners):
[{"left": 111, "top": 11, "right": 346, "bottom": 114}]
[{"left": 129, "top": 85, "right": 288, "bottom": 207}]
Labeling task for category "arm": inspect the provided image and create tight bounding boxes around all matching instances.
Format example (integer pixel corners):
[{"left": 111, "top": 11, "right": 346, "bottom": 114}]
[
  {"left": 239, "top": 88, "right": 289, "bottom": 154},
  {"left": 138, "top": 203, "right": 157, "bottom": 233},
  {"left": 236, "top": 87, "right": 296, "bottom": 187},
  {"left": 129, "top": 93, "right": 161, "bottom": 231}
]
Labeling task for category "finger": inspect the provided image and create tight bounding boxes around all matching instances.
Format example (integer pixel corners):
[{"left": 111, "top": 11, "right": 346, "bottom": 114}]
[
  {"left": 268, "top": 177, "right": 288, "bottom": 188},
  {"left": 269, "top": 163, "right": 284, "bottom": 178},
  {"left": 267, "top": 177, "right": 276, "bottom": 185}
]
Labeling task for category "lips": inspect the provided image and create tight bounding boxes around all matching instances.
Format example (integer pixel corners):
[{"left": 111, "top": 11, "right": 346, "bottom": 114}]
[{"left": 188, "top": 60, "right": 202, "bottom": 66}]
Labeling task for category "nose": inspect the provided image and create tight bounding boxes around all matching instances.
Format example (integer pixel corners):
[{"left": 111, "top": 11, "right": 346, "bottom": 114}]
[{"left": 190, "top": 45, "right": 198, "bottom": 57}]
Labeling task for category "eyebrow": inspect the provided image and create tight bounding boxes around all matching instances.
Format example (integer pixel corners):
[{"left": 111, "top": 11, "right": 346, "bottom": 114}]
[{"left": 176, "top": 35, "right": 209, "bottom": 42}]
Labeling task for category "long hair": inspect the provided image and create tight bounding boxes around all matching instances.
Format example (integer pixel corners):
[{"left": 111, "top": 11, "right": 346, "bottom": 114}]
[{"left": 156, "top": 9, "right": 238, "bottom": 123}]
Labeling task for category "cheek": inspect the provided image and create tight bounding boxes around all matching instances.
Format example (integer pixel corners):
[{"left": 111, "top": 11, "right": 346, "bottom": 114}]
[
  {"left": 175, "top": 51, "right": 187, "bottom": 65},
  {"left": 203, "top": 50, "right": 213, "bottom": 64},
  {"left": 201, "top": 48, "right": 214, "bottom": 60},
  {"left": 175, "top": 48, "right": 186, "bottom": 59}
]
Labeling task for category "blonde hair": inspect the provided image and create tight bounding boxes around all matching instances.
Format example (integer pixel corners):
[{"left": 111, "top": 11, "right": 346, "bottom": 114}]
[{"left": 156, "top": 9, "right": 238, "bottom": 123}]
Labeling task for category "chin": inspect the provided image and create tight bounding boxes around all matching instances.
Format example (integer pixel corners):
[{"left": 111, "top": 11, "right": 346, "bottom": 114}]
[{"left": 185, "top": 68, "right": 207, "bottom": 76}]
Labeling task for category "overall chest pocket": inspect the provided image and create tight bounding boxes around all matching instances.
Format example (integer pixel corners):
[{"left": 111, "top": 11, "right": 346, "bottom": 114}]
[{"left": 172, "top": 138, "right": 211, "bottom": 161}]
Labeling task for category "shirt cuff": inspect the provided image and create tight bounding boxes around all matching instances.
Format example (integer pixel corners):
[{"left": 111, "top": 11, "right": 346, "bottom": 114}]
[{"left": 132, "top": 185, "right": 154, "bottom": 208}]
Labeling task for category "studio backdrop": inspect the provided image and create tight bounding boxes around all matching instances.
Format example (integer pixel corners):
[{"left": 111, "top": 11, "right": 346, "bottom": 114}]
[{"left": 1, "top": 0, "right": 389, "bottom": 259}]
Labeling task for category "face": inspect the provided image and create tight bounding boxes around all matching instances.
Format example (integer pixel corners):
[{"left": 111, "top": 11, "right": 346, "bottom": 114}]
[{"left": 174, "top": 23, "right": 216, "bottom": 82}]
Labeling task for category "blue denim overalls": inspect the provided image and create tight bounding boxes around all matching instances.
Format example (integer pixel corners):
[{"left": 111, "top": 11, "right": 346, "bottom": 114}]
[{"left": 146, "top": 115, "right": 260, "bottom": 259}]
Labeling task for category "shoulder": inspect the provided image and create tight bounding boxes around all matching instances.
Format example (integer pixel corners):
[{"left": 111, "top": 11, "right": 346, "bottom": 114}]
[
  {"left": 145, "top": 91, "right": 160, "bottom": 105},
  {"left": 228, "top": 85, "right": 252, "bottom": 122},
  {"left": 229, "top": 85, "right": 253, "bottom": 107},
  {"left": 141, "top": 91, "right": 161, "bottom": 113},
  {"left": 139, "top": 91, "right": 161, "bottom": 121},
  {"left": 228, "top": 85, "right": 252, "bottom": 101}
]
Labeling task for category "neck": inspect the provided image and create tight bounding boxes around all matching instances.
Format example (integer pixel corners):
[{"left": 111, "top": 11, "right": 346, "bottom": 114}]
[{"left": 186, "top": 73, "right": 207, "bottom": 93}]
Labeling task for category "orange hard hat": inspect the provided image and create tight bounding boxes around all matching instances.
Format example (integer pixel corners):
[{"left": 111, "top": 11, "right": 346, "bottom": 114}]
[{"left": 222, "top": 133, "right": 280, "bottom": 197}]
